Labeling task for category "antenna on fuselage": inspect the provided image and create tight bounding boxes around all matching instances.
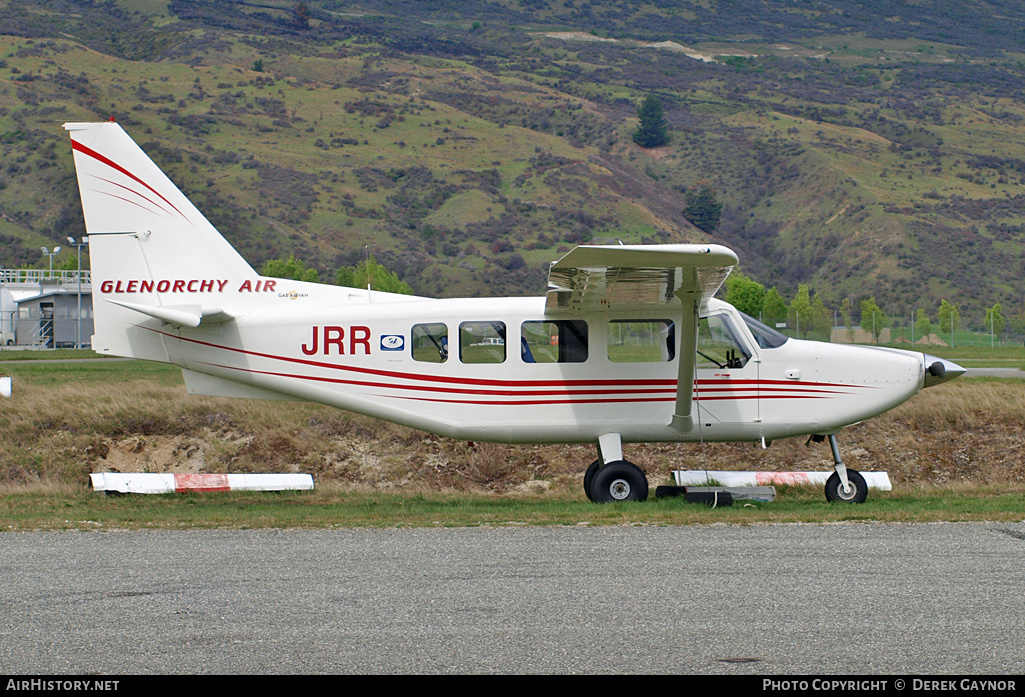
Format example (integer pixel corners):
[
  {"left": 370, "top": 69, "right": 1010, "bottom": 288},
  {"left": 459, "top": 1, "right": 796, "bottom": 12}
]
[{"left": 365, "top": 244, "right": 372, "bottom": 301}]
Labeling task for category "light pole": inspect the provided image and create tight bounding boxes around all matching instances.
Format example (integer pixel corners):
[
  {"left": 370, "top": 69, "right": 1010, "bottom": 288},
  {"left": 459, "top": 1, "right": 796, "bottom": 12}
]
[
  {"left": 67, "top": 237, "right": 88, "bottom": 350},
  {"left": 40, "top": 246, "right": 62, "bottom": 278}
]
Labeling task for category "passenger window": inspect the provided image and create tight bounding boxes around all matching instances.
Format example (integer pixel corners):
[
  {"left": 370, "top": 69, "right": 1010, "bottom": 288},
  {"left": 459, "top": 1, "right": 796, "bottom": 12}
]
[
  {"left": 697, "top": 314, "right": 750, "bottom": 369},
  {"left": 521, "top": 320, "right": 588, "bottom": 363},
  {"left": 459, "top": 321, "right": 506, "bottom": 364},
  {"left": 411, "top": 323, "right": 448, "bottom": 363},
  {"left": 607, "top": 320, "right": 674, "bottom": 362}
]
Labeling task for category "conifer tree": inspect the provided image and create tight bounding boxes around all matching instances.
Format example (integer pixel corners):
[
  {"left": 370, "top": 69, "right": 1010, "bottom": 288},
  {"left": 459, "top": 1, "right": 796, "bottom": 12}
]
[
  {"left": 632, "top": 95, "right": 670, "bottom": 148},
  {"left": 683, "top": 183, "right": 722, "bottom": 234},
  {"left": 840, "top": 297, "right": 855, "bottom": 342}
]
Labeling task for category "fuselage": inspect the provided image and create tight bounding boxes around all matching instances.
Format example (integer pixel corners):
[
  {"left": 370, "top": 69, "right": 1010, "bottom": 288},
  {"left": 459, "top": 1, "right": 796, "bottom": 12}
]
[{"left": 160, "top": 289, "right": 932, "bottom": 445}]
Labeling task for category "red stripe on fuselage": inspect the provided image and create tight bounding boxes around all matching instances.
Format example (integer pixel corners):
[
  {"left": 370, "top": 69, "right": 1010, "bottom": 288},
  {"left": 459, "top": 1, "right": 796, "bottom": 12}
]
[
  {"left": 199, "top": 361, "right": 678, "bottom": 398},
  {"left": 196, "top": 361, "right": 842, "bottom": 406}
]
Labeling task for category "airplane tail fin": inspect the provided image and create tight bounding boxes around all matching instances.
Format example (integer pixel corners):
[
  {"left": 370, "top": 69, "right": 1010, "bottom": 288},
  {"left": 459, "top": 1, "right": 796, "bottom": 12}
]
[{"left": 65, "top": 121, "right": 256, "bottom": 360}]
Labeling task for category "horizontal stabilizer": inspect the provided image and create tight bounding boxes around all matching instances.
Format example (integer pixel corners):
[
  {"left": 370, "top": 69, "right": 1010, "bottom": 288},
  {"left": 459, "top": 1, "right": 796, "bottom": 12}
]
[{"left": 106, "top": 299, "right": 232, "bottom": 328}]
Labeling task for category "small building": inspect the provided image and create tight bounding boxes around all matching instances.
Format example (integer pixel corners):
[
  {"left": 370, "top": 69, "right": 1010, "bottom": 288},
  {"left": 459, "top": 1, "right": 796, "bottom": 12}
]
[{"left": 1, "top": 269, "right": 92, "bottom": 349}]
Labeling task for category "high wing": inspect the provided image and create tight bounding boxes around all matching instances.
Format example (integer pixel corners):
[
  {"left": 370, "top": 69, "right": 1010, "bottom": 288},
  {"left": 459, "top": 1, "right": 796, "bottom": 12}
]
[{"left": 545, "top": 243, "right": 738, "bottom": 432}]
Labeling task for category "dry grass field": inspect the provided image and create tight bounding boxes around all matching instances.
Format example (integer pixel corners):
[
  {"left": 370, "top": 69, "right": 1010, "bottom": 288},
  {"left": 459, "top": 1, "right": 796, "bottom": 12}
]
[{"left": 2, "top": 359, "right": 1023, "bottom": 498}]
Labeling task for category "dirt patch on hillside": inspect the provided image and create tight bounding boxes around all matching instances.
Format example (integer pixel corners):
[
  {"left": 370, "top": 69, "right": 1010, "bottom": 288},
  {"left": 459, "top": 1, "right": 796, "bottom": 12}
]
[{"left": 539, "top": 32, "right": 720, "bottom": 62}]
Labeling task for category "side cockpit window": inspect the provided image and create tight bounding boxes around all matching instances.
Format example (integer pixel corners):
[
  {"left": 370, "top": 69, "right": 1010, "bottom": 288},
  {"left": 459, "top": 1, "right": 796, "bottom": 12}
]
[{"left": 697, "top": 314, "right": 751, "bottom": 369}]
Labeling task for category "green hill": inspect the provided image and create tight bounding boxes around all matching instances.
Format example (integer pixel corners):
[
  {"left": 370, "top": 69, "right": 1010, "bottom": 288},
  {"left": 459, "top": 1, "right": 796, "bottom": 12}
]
[{"left": 3, "top": 0, "right": 1025, "bottom": 333}]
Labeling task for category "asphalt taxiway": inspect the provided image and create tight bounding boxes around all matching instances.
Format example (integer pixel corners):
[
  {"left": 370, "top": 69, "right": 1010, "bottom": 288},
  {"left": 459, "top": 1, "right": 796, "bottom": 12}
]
[{"left": 2, "top": 523, "right": 1023, "bottom": 674}]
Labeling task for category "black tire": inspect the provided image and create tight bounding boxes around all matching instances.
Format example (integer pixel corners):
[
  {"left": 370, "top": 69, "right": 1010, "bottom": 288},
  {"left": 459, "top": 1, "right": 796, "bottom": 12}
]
[
  {"left": 824, "top": 469, "right": 868, "bottom": 504},
  {"left": 589, "top": 460, "right": 648, "bottom": 503},
  {"left": 583, "top": 458, "right": 601, "bottom": 501}
]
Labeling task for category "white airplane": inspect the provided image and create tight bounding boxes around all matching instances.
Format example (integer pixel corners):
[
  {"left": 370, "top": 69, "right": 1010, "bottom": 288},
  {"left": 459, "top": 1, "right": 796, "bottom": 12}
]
[{"left": 65, "top": 121, "right": 965, "bottom": 504}]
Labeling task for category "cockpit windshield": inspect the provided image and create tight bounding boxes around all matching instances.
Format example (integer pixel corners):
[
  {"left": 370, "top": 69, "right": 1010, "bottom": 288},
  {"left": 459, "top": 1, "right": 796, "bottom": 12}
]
[{"left": 739, "top": 311, "right": 789, "bottom": 349}]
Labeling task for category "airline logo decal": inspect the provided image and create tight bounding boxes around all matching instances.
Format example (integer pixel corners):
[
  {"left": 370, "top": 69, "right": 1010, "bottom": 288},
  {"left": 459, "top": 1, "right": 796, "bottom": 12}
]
[{"left": 381, "top": 335, "right": 405, "bottom": 351}]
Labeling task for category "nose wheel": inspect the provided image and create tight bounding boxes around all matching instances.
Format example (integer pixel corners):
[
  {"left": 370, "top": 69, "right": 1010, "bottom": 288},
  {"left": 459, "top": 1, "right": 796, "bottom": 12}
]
[
  {"left": 825, "top": 468, "right": 868, "bottom": 503},
  {"left": 822, "top": 434, "right": 868, "bottom": 503}
]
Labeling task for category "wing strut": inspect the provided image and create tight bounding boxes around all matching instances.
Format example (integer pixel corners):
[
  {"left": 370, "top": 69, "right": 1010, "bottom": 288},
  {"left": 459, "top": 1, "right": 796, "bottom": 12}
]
[{"left": 670, "top": 272, "right": 700, "bottom": 433}]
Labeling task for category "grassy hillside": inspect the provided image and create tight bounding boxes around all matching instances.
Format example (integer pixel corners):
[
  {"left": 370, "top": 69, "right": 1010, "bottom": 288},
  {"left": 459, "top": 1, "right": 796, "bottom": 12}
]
[{"left": 3, "top": 0, "right": 1025, "bottom": 329}]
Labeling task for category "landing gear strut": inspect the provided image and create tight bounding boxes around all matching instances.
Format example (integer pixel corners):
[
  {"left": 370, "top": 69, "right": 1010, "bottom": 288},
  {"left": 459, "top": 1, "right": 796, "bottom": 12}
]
[
  {"left": 823, "top": 434, "right": 868, "bottom": 503},
  {"left": 583, "top": 433, "right": 649, "bottom": 503}
]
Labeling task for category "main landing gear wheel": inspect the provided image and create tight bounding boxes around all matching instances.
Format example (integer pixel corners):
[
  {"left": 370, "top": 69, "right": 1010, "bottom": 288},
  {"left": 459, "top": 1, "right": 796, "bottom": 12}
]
[
  {"left": 583, "top": 459, "right": 601, "bottom": 502},
  {"left": 588, "top": 460, "right": 648, "bottom": 503},
  {"left": 824, "top": 468, "right": 868, "bottom": 503}
]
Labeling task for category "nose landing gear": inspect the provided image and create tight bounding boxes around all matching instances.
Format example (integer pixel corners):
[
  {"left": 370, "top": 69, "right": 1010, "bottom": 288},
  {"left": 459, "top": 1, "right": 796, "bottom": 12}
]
[{"left": 820, "top": 433, "right": 868, "bottom": 504}]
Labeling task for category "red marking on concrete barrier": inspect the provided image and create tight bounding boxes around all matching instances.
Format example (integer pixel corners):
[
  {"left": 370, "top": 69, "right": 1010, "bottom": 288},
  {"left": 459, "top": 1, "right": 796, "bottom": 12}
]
[
  {"left": 174, "top": 473, "right": 230, "bottom": 492},
  {"left": 755, "top": 472, "right": 812, "bottom": 486}
]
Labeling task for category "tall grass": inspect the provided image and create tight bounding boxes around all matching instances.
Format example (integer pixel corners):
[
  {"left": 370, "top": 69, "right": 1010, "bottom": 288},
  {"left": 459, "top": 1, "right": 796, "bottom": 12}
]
[{"left": 2, "top": 357, "right": 1023, "bottom": 493}]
